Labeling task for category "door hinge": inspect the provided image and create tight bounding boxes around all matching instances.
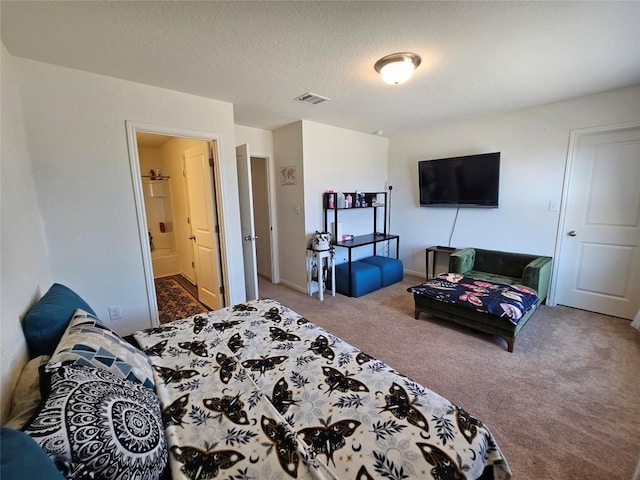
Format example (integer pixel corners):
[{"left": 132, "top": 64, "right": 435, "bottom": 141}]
[
  {"left": 187, "top": 216, "right": 191, "bottom": 224},
  {"left": 209, "top": 156, "right": 214, "bottom": 167},
  {"left": 215, "top": 224, "right": 220, "bottom": 233},
  {"left": 191, "top": 261, "right": 195, "bottom": 268},
  {"left": 219, "top": 285, "right": 225, "bottom": 295}
]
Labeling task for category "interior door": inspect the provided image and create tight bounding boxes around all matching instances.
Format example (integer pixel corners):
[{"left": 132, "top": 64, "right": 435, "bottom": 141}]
[
  {"left": 184, "top": 144, "right": 223, "bottom": 310},
  {"left": 236, "top": 144, "right": 259, "bottom": 300},
  {"left": 555, "top": 126, "right": 640, "bottom": 319},
  {"left": 251, "top": 157, "right": 273, "bottom": 279}
]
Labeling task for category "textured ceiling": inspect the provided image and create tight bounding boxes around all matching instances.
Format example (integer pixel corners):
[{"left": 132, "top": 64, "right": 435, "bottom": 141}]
[{"left": 2, "top": 1, "right": 639, "bottom": 135}]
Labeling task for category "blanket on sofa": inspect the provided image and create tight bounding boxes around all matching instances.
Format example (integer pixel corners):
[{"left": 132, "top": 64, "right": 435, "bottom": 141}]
[
  {"left": 134, "top": 298, "right": 511, "bottom": 480},
  {"left": 408, "top": 273, "right": 539, "bottom": 325}
]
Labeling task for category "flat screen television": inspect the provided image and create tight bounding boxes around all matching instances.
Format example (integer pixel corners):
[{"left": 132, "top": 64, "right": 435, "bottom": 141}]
[{"left": 418, "top": 152, "right": 500, "bottom": 207}]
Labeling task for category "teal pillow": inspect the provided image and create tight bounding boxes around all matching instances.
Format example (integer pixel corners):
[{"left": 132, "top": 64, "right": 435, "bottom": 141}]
[
  {"left": 0, "top": 427, "right": 65, "bottom": 479},
  {"left": 23, "top": 283, "right": 96, "bottom": 357}
]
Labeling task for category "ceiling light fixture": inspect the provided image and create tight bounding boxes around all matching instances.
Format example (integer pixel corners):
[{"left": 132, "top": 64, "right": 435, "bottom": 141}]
[{"left": 374, "top": 52, "right": 421, "bottom": 85}]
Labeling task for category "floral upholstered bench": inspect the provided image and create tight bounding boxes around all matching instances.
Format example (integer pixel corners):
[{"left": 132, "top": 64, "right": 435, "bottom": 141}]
[{"left": 408, "top": 248, "right": 553, "bottom": 352}]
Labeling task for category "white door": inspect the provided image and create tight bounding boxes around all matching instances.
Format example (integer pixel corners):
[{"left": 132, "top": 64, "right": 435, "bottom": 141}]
[
  {"left": 180, "top": 161, "right": 197, "bottom": 285},
  {"left": 236, "top": 144, "right": 259, "bottom": 300},
  {"left": 251, "top": 157, "right": 273, "bottom": 279},
  {"left": 555, "top": 126, "right": 640, "bottom": 319},
  {"left": 184, "top": 144, "right": 223, "bottom": 310}
]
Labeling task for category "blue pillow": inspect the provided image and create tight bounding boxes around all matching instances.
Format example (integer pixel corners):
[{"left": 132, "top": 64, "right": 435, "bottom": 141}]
[
  {"left": 22, "top": 283, "right": 96, "bottom": 357},
  {"left": 0, "top": 427, "right": 65, "bottom": 479}
]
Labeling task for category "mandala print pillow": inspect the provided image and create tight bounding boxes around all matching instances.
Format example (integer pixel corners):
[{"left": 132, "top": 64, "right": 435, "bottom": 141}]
[{"left": 23, "top": 364, "right": 167, "bottom": 480}]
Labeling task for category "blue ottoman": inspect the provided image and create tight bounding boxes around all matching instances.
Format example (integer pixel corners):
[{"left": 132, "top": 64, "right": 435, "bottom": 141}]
[
  {"left": 335, "top": 261, "right": 382, "bottom": 297},
  {"left": 361, "top": 256, "right": 404, "bottom": 286}
]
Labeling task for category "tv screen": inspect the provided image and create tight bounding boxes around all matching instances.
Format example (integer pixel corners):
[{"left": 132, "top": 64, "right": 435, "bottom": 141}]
[{"left": 418, "top": 152, "right": 500, "bottom": 207}]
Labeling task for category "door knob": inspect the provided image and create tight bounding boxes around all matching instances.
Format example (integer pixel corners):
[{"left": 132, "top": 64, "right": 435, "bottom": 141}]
[
  {"left": 189, "top": 235, "right": 196, "bottom": 240},
  {"left": 243, "top": 235, "right": 259, "bottom": 241},
  {"left": 568, "top": 231, "right": 577, "bottom": 237}
]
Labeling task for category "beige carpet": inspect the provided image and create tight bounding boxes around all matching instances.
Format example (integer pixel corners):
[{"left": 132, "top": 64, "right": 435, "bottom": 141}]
[{"left": 258, "top": 275, "right": 640, "bottom": 480}]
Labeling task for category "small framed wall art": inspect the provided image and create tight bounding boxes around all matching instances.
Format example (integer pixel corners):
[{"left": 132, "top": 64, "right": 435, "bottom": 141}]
[{"left": 280, "top": 166, "right": 297, "bottom": 186}]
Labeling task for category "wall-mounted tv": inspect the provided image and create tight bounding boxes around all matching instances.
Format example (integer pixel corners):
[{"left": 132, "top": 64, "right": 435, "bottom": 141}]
[{"left": 418, "top": 152, "right": 500, "bottom": 208}]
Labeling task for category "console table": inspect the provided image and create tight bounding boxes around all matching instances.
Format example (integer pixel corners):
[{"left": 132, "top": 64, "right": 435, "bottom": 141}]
[{"left": 425, "top": 246, "right": 457, "bottom": 280}]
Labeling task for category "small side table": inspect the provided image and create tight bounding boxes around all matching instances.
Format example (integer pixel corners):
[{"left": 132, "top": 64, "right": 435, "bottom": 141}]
[
  {"left": 306, "top": 248, "right": 335, "bottom": 301},
  {"left": 425, "top": 246, "right": 457, "bottom": 280}
]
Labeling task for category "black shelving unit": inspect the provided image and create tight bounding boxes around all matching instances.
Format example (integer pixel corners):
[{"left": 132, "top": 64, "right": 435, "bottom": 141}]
[{"left": 323, "top": 192, "right": 400, "bottom": 296}]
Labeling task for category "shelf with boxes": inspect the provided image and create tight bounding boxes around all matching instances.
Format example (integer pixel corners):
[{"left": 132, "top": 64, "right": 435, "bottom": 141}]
[{"left": 322, "top": 191, "right": 401, "bottom": 297}]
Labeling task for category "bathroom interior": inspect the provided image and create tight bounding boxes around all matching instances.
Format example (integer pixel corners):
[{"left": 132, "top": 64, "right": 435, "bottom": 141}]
[
  {"left": 136, "top": 132, "right": 203, "bottom": 303},
  {"left": 137, "top": 132, "right": 275, "bottom": 314}
]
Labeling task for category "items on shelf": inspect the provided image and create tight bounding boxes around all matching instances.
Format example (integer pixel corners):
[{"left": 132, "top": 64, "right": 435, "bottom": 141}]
[{"left": 324, "top": 191, "right": 386, "bottom": 210}]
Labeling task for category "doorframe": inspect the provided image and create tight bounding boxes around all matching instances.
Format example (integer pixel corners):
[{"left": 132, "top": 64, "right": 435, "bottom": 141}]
[
  {"left": 125, "top": 121, "right": 230, "bottom": 326},
  {"left": 250, "top": 152, "right": 279, "bottom": 283},
  {"left": 549, "top": 120, "right": 640, "bottom": 306}
]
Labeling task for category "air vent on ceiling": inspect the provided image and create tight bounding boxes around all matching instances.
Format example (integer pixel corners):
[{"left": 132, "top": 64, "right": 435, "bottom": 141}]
[{"left": 295, "top": 92, "right": 331, "bottom": 105}]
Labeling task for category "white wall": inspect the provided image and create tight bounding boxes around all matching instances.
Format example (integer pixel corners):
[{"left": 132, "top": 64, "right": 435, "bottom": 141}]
[
  {"left": 272, "top": 120, "right": 390, "bottom": 291},
  {"left": 273, "top": 122, "right": 305, "bottom": 290},
  {"left": 13, "top": 56, "right": 245, "bottom": 335},
  {"left": 390, "top": 85, "right": 640, "bottom": 277},
  {"left": 235, "top": 125, "right": 275, "bottom": 157},
  {"left": 302, "top": 121, "right": 390, "bottom": 264},
  {"left": 0, "top": 44, "right": 53, "bottom": 422}
]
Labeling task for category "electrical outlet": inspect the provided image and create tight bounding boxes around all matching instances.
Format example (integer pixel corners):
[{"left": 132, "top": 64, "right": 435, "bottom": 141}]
[{"left": 108, "top": 305, "right": 122, "bottom": 321}]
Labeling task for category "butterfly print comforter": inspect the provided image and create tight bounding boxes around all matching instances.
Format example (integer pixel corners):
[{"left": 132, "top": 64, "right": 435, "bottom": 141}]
[{"left": 134, "top": 299, "right": 511, "bottom": 480}]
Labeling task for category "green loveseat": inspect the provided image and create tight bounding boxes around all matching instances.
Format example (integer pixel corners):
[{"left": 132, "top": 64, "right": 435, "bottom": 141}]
[{"left": 412, "top": 248, "right": 553, "bottom": 352}]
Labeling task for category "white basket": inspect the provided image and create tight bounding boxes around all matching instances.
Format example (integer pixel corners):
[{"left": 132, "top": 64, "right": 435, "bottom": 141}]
[{"left": 312, "top": 231, "right": 331, "bottom": 251}]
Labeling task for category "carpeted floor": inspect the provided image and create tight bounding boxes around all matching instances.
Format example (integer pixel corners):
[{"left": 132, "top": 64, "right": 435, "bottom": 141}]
[
  {"left": 258, "top": 275, "right": 640, "bottom": 480},
  {"left": 154, "top": 275, "right": 208, "bottom": 324}
]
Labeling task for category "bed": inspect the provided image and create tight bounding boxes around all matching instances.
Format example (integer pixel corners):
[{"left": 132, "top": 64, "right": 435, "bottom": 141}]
[{"left": 3, "top": 284, "right": 512, "bottom": 480}]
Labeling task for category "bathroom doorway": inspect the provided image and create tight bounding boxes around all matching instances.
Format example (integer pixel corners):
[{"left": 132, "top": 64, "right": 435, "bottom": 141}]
[{"left": 132, "top": 129, "right": 227, "bottom": 325}]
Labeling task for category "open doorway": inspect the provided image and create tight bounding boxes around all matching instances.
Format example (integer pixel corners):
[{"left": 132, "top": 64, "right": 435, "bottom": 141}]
[{"left": 130, "top": 127, "right": 228, "bottom": 325}]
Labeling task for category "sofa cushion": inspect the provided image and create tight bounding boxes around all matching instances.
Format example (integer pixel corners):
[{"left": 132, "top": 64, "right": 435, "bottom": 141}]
[
  {"left": 23, "top": 283, "right": 96, "bottom": 357},
  {"left": 459, "top": 248, "right": 539, "bottom": 279},
  {"left": 465, "top": 270, "right": 522, "bottom": 287}
]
